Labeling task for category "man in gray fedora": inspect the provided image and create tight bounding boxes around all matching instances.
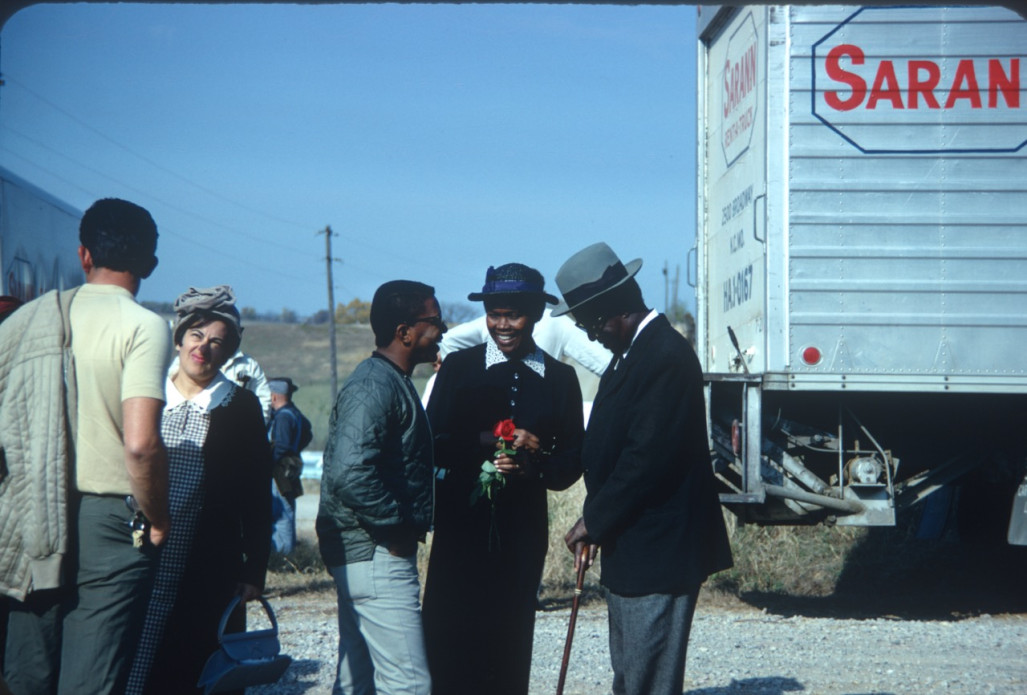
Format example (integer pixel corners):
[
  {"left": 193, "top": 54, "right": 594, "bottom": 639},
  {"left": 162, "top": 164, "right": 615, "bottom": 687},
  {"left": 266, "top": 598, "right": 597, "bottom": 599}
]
[{"left": 553, "top": 242, "right": 733, "bottom": 695}]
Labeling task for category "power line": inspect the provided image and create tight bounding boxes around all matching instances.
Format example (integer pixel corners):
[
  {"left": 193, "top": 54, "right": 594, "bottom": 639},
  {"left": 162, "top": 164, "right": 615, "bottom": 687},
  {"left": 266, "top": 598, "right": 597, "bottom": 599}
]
[
  {"left": 2, "top": 124, "right": 318, "bottom": 260},
  {"left": 0, "top": 148, "right": 321, "bottom": 287},
  {"left": 5, "top": 74, "right": 314, "bottom": 233},
  {"left": 0, "top": 147, "right": 99, "bottom": 200},
  {"left": 3, "top": 74, "right": 470, "bottom": 291}
]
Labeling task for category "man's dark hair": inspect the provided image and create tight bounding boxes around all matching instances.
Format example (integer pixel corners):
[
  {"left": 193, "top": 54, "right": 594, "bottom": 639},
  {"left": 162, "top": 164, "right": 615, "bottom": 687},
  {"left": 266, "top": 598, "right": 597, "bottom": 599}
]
[
  {"left": 370, "top": 280, "right": 436, "bottom": 348},
  {"left": 79, "top": 198, "right": 159, "bottom": 279},
  {"left": 581, "top": 278, "right": 646, "bottom": 319}
]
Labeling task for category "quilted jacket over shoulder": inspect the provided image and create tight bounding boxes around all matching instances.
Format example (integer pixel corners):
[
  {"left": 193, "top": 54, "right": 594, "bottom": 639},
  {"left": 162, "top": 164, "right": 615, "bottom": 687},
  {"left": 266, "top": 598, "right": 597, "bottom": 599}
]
[{"left": 0, "top": 289, "right": 74, "bottom": 600}]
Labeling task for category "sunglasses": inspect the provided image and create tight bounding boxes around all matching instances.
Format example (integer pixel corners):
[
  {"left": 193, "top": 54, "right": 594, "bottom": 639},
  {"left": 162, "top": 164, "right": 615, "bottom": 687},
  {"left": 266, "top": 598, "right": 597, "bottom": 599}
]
[
  {"left": 409, "top": 315, "right": 447, "bottom": 330},
  {"left": 574, "top": 314, "right": 607, "bottom": 337}
]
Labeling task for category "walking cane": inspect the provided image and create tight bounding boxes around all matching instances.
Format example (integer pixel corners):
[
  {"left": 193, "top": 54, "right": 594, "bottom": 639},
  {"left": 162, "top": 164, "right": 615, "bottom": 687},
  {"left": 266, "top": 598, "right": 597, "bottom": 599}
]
[{"left": 556, "top": 545, "right": 589, "bottom": 695}]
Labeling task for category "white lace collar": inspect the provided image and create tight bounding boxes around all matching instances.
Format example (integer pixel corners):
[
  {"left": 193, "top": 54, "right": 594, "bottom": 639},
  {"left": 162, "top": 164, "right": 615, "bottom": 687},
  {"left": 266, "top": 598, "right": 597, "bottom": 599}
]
[
  {"left": 165, "top": 371, "right": 234, "bottom": 413},
  {"left": 484, "top": 337, "right": 546, "bottom": 378}
]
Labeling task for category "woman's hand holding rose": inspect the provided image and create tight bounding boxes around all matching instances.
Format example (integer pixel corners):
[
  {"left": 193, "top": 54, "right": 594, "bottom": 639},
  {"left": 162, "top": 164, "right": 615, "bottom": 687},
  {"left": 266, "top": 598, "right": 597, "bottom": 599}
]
[{"left": 494, "top": 428, "right": 540, "bottom": 478}]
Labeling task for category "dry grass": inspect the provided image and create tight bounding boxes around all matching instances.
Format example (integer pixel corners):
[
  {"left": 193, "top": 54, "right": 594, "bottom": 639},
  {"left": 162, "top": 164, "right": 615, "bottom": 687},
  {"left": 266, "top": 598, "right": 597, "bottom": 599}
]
[
  {"left": 264, "top": 478, "right": 601, "bottom": 604},
  {"left": 266, "top": 490, "right": 1027, "bottom": 618},
  {"left": 266, "top": 477, "right": 862, "bottom": 604},
  {"left": 708, "top": 521, "right": 865, "bottom": 597}
]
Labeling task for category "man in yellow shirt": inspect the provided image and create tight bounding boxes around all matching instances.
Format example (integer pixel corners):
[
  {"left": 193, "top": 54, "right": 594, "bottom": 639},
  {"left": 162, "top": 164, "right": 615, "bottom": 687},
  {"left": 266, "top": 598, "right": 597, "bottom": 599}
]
[{"left": 3, "top": 198, "right": 172, "bottom": 695}]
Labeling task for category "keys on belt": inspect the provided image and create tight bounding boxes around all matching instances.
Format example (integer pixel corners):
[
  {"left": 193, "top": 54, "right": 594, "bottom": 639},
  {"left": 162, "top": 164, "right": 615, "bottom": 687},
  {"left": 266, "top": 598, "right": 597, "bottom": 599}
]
[{"left": 124, "top": 495, "right": 150, "bottom": 548}]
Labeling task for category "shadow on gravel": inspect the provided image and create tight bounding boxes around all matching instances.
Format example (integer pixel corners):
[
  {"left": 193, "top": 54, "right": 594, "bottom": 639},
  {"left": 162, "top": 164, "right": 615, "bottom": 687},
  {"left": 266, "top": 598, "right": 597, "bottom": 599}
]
[
  {"left": 266, "top": 577, "right": 336, "bottom": 599},
  {"left": 742, "top": 527, "right": 1027, "bottom": 620},
  {"left": 683, "top": 676, "right": 807, "bottom": 694},
  {"left": 250, "top": 659, "right": 322, "bottom": 694},
  {"left": 537, "top": 586, "right": 606, "bottom": 612}
]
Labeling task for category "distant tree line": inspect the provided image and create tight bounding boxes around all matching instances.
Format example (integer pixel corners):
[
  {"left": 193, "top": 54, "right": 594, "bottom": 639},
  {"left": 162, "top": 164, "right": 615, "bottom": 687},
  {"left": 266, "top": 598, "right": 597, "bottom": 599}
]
[
  {"left": 328, "top": 298, "right": 478, "bottom": 326},
  {"left": 141, "top": 300, "right": 300, "bottom": 324},
  {"left": 143, "top": 298, "right": 480, "bottom": 327}
]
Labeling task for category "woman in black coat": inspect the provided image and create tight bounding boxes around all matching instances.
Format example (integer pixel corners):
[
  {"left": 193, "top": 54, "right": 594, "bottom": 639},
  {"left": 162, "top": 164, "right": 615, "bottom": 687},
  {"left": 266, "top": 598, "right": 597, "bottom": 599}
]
[
  {"left": 422, "top": 264, "right": 584, "bottom": 695},
  {"left": 128, "top": 285, "right": 272, "bottom": 695}
]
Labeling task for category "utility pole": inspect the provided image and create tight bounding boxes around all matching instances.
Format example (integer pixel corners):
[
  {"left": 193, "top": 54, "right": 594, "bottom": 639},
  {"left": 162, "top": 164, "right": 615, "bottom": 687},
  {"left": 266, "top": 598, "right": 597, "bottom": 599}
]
[
  {"left": 672, "top": 264, "right": 681, "bottom": 319},
  {"left": 318, "top": 226, "right": 340, "bottom": 402},
  {"left": 662, "top": 261, "right": 669, "bottom": 314}
]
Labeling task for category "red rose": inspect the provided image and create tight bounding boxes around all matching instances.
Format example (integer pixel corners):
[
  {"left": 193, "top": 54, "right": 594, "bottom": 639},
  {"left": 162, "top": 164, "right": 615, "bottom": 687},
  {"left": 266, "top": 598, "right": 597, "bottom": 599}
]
[{"left": 493, "top": 418, "right": 516, "bottom": 441}]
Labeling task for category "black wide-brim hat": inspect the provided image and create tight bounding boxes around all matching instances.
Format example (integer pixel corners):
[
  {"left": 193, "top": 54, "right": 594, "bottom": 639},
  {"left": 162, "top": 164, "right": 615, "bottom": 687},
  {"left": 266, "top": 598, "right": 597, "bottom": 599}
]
[
  {"left": 551, "top": 242, "right": 643, "bottom": 317},
  {"left": 467, "top": 263, "right": 559, "bottom": 304}
]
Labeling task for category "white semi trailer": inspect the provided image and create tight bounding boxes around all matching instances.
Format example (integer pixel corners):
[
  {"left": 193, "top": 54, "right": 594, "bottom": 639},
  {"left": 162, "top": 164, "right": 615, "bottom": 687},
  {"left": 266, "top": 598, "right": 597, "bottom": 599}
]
[
  {"left": 696, "top": 5, "right": 1027, "bottom": 542},
  {"left": 0, "top": 166, "right": 84, "bottom": 302}
]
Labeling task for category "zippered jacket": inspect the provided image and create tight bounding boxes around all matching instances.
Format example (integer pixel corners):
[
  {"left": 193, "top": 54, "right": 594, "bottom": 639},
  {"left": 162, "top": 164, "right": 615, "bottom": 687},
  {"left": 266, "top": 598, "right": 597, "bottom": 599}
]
[{"left": 316, "top": 354, "right": 434, "bottom": 566}]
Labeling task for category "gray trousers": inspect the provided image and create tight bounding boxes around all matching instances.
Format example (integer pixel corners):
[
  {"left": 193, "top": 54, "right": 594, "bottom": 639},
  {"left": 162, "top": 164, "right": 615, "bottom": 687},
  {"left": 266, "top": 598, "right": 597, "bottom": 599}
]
[
  {"left": 327, "top": 546, "right": 430, "bottom": 695},
  {"left": 607, "top": 587, "right": 700, "bottom": 695},
  {"left": 3, "top": 495, "right": 156, "bottom": 695}
]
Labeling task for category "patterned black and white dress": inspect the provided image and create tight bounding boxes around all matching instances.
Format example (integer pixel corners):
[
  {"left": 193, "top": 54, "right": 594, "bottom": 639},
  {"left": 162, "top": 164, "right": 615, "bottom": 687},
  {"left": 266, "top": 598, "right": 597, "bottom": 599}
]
[{"left": 128, "top": 372, "right": 272, "bottom": 695}]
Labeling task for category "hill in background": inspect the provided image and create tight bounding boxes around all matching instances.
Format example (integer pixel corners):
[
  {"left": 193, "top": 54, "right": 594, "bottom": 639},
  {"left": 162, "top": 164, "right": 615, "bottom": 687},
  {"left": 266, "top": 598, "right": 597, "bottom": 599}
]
[
  {"left": 236, "top": 321, "right": 436, "bottom": 450},
  {"left": 235, "top": 318, "right": 602, "bottom": 450}
]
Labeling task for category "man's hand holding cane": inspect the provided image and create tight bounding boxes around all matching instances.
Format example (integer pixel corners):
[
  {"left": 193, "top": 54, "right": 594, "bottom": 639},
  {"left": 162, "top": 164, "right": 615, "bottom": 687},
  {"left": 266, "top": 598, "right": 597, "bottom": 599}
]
[{"left": 564, "top": 517, "right": 598, "bottom": 571}]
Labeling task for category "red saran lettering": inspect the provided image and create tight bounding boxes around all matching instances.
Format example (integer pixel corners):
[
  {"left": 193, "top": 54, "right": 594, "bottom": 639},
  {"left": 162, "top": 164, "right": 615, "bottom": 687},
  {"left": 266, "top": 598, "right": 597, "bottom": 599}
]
[
  {"left": 989, "top": 58, "right": 1020, "bottom": 108},
  {"left": 724, "top": 42, "right": 757, "bottom": 118},
  {"left": 825, "top": 44, "right": 866, "bottom": 110},
  {"left": 946, "top": 59, "right": 982, "bottom": 109},
  {"left": 867, "top": 60, "right": 903, "bottom": 109},
  {"left": 824, "top": 44, "right": 1021, "bottom": 111},
  {"left": 908, "top": 60, "right": 941, "bottom": 109},
  {"left": 723, "top": 61, "right": 731, "bottom": 118}
]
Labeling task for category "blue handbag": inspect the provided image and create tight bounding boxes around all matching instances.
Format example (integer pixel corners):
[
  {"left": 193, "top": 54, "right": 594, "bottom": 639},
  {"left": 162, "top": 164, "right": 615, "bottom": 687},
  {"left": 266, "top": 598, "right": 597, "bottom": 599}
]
[{"left": 196, "top": 596, "right": 292, "bottom": 694}]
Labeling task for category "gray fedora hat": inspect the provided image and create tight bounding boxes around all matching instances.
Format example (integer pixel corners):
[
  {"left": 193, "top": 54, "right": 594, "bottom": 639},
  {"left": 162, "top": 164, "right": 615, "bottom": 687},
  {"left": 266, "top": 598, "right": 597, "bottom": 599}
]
[{"left": 551, "top": 242, "right": 643, "bottom": 317}]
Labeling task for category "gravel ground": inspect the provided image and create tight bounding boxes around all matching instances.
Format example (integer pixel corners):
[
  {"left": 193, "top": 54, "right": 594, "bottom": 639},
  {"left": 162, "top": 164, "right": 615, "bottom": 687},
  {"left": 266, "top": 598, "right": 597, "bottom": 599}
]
[
  {"left": 250, "top": 589, "right": 1027, "bottom": 695},
  {"left": 252, "top": 496, "right": 1027, "bottom": 694}
]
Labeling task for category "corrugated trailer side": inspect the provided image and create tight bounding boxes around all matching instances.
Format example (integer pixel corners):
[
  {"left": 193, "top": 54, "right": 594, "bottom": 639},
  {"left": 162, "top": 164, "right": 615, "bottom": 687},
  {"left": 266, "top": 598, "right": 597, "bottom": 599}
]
[
  {"left": 787, "top": 5, "right": 1027, "bottom": 391},
  {"left": 0, "top": 166, "right": 84, "bottom": 301},
  {"left": 698, "top": 5, "right": 1027, "bottom": 537}
]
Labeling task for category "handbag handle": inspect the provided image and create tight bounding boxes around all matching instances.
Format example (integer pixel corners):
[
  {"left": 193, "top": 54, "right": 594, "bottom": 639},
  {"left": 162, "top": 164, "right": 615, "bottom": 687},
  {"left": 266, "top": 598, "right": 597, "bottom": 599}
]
[{"left": 217, "top": 596, "right": 279, "bottom": 643}]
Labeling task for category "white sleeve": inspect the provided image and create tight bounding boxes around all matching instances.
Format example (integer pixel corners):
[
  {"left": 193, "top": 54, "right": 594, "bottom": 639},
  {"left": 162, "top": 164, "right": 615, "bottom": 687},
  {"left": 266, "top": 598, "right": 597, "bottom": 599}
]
[
  {"left": 222, "top": 353, "right": 273, "bottom": 422},
  {"left": 421, "top": 372, "right": 437, "bottom": 409},
  {"left": 438, "top": 315, "right": 489, "bottom": 357},
  {"left": 248, "top": 365, "right": 273, "bottom": 423}
]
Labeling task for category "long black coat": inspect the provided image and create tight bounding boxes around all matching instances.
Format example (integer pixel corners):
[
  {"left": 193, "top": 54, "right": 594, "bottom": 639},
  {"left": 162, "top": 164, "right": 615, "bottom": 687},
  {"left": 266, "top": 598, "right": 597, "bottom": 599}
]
[
  {"left": 146, "top": 387, "right": 272, "bottom": 695},
  {"left": 422, "top": 343, "right": 583, "bottom": 695},
  {"left": 583, "top": 314, "right": 732, "bottom": 596}
]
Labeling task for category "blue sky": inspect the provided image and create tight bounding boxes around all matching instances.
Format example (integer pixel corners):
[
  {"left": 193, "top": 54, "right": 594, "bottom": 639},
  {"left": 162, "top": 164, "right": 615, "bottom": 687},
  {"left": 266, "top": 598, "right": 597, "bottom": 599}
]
[{"left": 1, "top": 3, "right": 698, "bottom": 318}]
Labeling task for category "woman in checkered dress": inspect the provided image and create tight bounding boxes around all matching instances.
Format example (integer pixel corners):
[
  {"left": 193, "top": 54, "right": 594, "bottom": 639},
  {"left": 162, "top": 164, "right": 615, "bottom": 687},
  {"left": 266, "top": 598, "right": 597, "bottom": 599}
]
[{"left": 128, "top": 285, "right": 272, "bottom": 695}]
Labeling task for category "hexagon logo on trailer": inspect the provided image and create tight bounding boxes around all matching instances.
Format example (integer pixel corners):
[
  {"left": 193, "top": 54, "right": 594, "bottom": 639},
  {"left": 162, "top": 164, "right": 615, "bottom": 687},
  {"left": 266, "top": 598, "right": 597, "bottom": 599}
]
[
  {"left": 811, "top": 6, "right": 1026, "bottom": 154},
  {"left": 722, "top": 12, "right": 759, "bottom": 166}
]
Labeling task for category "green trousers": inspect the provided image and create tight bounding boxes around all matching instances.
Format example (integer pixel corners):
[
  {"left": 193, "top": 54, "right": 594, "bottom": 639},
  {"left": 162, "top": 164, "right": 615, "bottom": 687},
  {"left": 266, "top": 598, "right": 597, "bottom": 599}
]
[{"left": 4, "top": 495, "right": 156, "bottom": 695}]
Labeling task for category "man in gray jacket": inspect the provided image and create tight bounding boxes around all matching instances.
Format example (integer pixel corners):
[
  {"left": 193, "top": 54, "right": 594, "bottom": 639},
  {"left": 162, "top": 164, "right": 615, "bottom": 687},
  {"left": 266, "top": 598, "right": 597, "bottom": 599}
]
[{"left": 316, "top": 279, "right": 445, "bottom": 695}]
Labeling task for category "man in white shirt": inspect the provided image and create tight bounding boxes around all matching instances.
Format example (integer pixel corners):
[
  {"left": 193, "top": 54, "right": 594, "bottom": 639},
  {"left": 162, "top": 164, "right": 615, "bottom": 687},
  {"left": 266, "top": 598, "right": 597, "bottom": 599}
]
[{"left": 220, "top": 350, "right": 272, "bottom": 422}]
